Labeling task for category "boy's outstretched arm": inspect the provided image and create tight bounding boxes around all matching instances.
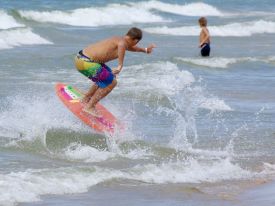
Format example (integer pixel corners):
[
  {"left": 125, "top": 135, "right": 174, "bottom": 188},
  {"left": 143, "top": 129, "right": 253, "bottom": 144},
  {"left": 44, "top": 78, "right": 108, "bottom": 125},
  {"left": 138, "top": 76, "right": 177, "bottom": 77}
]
[{"left": 128, "top": 44, "right": 156, "bottom": 54}]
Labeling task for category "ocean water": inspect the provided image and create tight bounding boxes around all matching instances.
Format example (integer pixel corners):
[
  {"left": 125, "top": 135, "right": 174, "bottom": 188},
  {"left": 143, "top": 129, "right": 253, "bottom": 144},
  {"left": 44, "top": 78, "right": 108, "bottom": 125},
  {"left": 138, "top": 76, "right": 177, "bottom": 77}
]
[{"left": 0, "top": 0, "right": 275, "bottom": 205}]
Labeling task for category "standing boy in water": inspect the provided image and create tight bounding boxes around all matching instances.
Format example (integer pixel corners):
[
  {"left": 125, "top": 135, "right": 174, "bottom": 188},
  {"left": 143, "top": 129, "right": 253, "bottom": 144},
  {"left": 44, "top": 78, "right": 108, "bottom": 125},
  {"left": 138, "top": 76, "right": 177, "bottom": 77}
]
[
  {"left": 75, "top": 27, "right": 156, "bottom": 117},
  {"left": 198, "top": 17, "right": 211, "bottom": 57}
]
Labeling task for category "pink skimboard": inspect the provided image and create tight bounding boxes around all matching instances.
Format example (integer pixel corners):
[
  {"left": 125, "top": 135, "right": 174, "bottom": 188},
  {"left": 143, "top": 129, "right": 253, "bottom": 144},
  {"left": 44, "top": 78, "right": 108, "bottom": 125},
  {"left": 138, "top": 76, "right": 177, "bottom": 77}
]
[{"left": 55, "top": 83, "right": 122, "bottom": 134}]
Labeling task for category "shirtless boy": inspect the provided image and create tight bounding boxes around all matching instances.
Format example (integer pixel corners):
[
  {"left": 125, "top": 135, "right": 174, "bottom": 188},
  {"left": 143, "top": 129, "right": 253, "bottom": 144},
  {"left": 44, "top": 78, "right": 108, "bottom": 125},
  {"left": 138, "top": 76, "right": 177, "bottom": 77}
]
[
  {"left": 198, "top": 17, "right": 211, "bottom": 57},
  {"left": 75, "top": 27, "right": 156, "bottom": 117}
]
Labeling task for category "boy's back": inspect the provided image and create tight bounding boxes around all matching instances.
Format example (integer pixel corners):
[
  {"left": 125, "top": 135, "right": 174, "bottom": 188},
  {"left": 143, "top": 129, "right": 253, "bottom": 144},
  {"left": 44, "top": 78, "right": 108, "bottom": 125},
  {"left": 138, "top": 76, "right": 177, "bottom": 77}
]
[{"left": 83, "top": 36, "right": 122, "bottom": 63}]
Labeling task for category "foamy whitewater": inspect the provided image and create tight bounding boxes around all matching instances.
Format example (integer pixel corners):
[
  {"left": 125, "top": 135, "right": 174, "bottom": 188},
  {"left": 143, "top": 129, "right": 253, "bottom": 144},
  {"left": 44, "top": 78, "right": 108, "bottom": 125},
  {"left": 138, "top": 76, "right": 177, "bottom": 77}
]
[
  {"left": 0, "top": 1, "right": 275, "bottom": 206},
  {"left": 145, "top": 20, "right": 275, "bottom": 37}
]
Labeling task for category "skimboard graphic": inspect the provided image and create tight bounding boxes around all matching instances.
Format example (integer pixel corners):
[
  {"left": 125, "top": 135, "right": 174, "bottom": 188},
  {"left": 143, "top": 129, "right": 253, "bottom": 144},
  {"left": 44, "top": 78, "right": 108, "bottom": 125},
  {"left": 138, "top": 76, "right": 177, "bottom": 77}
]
[{"left": 55, "top": 83, "right": 121, "bottom": 134}]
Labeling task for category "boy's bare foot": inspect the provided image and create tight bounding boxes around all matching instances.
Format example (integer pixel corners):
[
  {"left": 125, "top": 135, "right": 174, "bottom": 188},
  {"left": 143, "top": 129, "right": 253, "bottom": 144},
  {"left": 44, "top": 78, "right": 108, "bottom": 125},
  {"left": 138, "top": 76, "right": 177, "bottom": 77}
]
[
  {"left": 80, "top": 96, "right": 90, "bottom": 104},
  {"left": 83, "top": 107, "right": 102, "bottom": 118}
]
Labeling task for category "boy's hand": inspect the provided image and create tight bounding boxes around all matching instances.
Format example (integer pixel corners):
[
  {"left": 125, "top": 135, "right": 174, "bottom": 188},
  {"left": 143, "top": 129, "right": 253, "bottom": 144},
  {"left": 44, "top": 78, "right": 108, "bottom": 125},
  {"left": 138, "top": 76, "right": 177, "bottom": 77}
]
[
  {"left": 112, "top": 67, "right": 121, "bottom": 75},
  {"left": 146, "top": 44, "right": 156, "bottom": 54}
]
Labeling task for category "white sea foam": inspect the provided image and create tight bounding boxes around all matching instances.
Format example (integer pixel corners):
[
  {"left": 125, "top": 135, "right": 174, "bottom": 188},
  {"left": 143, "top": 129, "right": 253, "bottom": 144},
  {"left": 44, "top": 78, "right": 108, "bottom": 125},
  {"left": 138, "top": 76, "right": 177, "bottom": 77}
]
[
  {"left": 0, "top": 28, "right": 53, "bottom": 50},
  {"left": 176, "top": 57, "right": 244, "bottom": 68},
  {"left": 177, "top": 57, "right": 241, "bottom": 68},
  {"left": 63, "top": 142, "right": 153, "bottom": 162},
  {"left": 145, "top": 20, "right": 275, "bottom": 36},
  {"left": 63, "top": 143, "right": 116, "bottom": 162},
  {"left": 123, "top": 63, "right": 232, "bottom": 153},
  {"left": 122, "top": 147, "right": 154, "bottom": 159},
  {"left": 0, "top": 92, "right": 142, "bottom": 159},
  {"left": 121, "top": 61, "right": 232, "bottom": 112},
  {"left": 121, "top": 62, "right": 195, "bottom": 96},
  {"left": 0, "top": 166, "right": 124, "bottom": 206},
  {"left": 130, "top": 158, "right": 253, "bottom": 184},
  {"left": 210, "top": 20, "right": 275, "bottom": 36},
  {"left": 18, "top": 3, "right": 165, "bottom": 27},
  {"left": 17, "top": 1, "right": 226, "bottom": 27},
  {"left": 266, "top": 56, "right": 275, "bottom": 64},
  {"left": 0, "top": 10, "right": 24, "bottom": 29},
  {"left": 263, "top": 162, "right": 275, "bottom": 173},
  {"left": 132, "top": 1, "right": 223, "bottom": 16},
  {"left": 166, "top": 85, "right": 233, "bottom": 149},
  {"left": 0, "top": 94, "right": 88, "bottom": 141},
  {"left": 200, "top": 97, "right": 233, "bottom": 111},
  {"left": 232, "top": 11, "right": 275, "bottom": 18},
  {"left": 1, "top": 157, "right": 271, "bottom": 205},
  {"left": 175, "top": 56, "right": 273, "bottom": 68}
]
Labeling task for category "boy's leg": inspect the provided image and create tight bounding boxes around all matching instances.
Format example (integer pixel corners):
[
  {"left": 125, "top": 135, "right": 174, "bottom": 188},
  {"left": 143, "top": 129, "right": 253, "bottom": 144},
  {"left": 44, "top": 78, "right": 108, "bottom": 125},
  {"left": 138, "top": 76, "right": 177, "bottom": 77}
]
[
  {"left": 83, "top": 79, "right": 117, "bottom": 116},
  {"left": 82, "top": 84, "right": 99, "bottom": 104}
]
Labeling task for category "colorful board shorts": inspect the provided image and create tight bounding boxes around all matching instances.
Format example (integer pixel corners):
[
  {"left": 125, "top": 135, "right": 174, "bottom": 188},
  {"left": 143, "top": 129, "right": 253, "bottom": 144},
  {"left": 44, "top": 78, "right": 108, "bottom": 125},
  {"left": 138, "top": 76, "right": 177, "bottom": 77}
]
[{"left": 74, "top": 50, "right": 114, "bottom": 88}]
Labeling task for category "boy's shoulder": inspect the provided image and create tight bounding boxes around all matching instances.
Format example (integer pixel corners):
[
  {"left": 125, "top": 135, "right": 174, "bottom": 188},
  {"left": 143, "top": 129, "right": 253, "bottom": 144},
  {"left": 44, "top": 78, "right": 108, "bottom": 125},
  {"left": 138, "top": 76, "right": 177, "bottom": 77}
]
[
  {"left": 202, "top": 27, "right": 209, "bottom": 32},
  {"left": 110, "top": 36, "right": 124, "bottom": 43},
  {"left": 107, "top": 36, "right": 125, "bottom": 47},
  {"left": 117, "top": 36, "right": 127, "bottom": 47}
]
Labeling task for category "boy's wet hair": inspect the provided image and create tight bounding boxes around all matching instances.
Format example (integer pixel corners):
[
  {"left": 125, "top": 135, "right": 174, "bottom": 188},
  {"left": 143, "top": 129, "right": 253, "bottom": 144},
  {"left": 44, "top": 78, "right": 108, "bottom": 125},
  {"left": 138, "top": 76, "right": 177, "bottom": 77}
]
[
  {"left": 126, "top": 27, "right": 142, "bottom": 41},
  {"left": 198, "top": 17, "right": 207, "bottom": 27}
]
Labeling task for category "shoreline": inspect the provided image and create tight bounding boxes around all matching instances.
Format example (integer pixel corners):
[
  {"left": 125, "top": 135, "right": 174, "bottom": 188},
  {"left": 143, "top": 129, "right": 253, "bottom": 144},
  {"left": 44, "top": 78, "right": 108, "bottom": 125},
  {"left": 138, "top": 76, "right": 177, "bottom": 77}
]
[
  {"left": 19, "top": 179, "right": 275, "bottom": 206},
  {"left": 239, "top": 179, "right": 275, "bottom": 206}
]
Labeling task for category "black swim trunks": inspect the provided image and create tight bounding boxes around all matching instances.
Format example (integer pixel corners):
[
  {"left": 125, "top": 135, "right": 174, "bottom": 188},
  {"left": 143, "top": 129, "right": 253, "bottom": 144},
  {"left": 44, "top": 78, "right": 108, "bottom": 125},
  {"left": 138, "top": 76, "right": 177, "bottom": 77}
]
[{"left": 201, "top": 43, "right": 211, "bottom": 57}]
